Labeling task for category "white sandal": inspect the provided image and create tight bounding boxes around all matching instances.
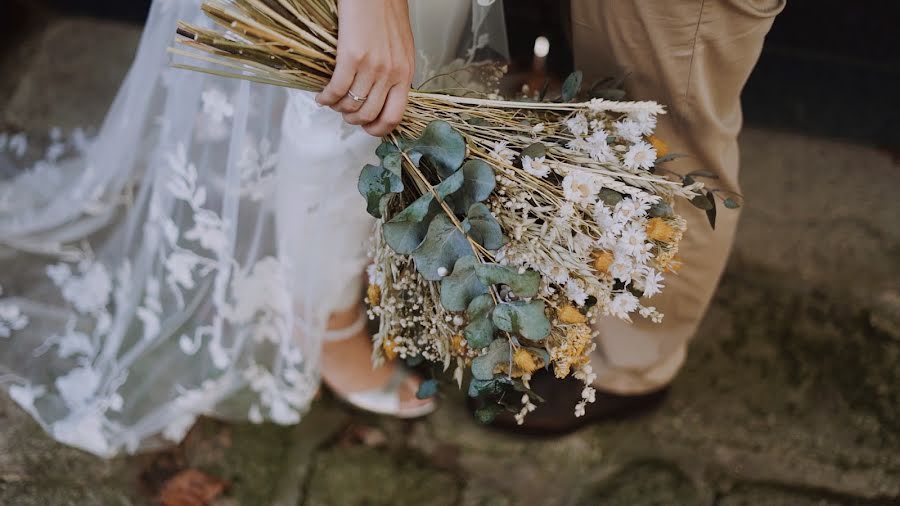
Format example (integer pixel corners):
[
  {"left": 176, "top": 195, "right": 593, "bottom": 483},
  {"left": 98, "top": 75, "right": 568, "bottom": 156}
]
[{"left": 320, "top": 313, "right": 437, "bottom": 419}]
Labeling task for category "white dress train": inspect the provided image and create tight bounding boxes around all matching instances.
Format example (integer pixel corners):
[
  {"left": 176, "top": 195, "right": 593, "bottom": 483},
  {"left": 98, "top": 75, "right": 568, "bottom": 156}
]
[{"left": 0, "top": 0, "right": 507, "bottom": 457}]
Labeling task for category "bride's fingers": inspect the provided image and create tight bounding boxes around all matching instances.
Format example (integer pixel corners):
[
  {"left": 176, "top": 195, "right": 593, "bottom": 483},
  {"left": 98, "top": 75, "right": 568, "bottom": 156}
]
[
  {"left": 316, "top": 55, "right": 357, "bottom": 107},
  {"left": 332, "top": 73, "right": 375, "bottom": 114},
  {"left": 342, "top": 80, "right": 390, "bottom": 127},
  {"left": 363, "top": 84, "right": 409, "bottom": 137}
]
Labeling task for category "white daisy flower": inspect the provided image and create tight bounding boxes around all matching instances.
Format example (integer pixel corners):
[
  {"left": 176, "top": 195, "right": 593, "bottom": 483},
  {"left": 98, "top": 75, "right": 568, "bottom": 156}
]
[
  {"left": 618, "top": 222, "right": 648, "bottom": 256},
  {"left": 642, "top": 269, "right": 665, "bottom": 298},
  {"left": 595, "top": 232, "right": 618, "bottom": 251},
  {"left": 543, "top": 262, "right": 571, "bottom": 285},
  {"left": 613, "top": 197, "right": 650, "bottom": 223},
  {"left": 559, "top": 202, "right": 576, "bottom": 219},
  {"left": 632, "top": 242, "right": 655, "bottom": 265},
  {"left": 565, "top": 278, "right": 589, "bottom": 306},
  {"left": 608, "top": 291, "right": 640, "bottom": 319},
  {"left": 567, "top": 137, "right": 591, "bottom": 153},
  {"left": 609, "top": 255, "right": 634, "bottom": 284},
  {"left": 565, "top": 113, "right": 589, "bottom": 137},
  {"left": 623, "top": 141, "right": 657, "bottom": 170},
  {"left": 614, "top": 119, "right": 644, "bottom": 143},
  {"left": 586, "top": 130, "right": 615, "bottom": 162},
  {"left": 522, "top": 155, "right": 550, "bottom": 178},
  {"left": 633, "top": 190, "right": 662, "bottom": 207},
  {"left": 592, "top": 202, "right": 619, "bottom": 233},
  {"left": 562, "top": 170, "right": 600, "bottom": 206},
  {"left": 572, "top": 233, "right": 594, "bottom": 256},
  {"left": 489, "top": 140, "right": 516, "bottom": 165},
  {"left": 628, "top": 110, "right": 658, "bottom": 136}
]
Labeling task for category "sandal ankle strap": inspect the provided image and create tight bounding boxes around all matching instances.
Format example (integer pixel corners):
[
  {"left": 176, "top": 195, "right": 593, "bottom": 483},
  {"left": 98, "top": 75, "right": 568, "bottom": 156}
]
[{"left": 322, "top": 312, "right": 368, "bottom": 343}]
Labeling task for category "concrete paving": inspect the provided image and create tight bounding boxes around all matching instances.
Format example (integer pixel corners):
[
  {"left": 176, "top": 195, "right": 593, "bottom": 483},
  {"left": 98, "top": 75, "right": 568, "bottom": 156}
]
[{"left": 1, "top": 17, "right": 898, "bottom": 506}]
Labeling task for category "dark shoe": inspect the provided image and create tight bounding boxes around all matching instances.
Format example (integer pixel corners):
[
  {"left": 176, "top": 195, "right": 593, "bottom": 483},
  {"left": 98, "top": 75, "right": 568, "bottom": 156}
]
[{"left": 469, "top": 371, "right": 669, "bottom": 436}]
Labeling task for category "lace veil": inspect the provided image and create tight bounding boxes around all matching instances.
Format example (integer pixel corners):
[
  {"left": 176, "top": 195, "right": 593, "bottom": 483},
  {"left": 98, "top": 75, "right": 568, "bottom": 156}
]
[{"left": 0, "top": 0, "right": 507, "bottom": 457}]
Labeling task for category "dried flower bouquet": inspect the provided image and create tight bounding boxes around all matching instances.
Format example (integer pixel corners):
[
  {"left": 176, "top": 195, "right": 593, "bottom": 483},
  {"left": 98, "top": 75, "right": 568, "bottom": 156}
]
[{"left": 173, "top": 0, "right": 732, "bottom": 422}]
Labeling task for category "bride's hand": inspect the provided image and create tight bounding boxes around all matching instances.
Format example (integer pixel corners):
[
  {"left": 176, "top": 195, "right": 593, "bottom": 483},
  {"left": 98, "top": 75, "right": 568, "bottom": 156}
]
[{"left": 316, "top": 0, "right": 415, "bottom": 137}]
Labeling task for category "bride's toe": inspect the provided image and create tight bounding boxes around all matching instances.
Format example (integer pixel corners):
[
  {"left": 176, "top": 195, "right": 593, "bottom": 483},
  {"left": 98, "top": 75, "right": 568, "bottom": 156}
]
[{"left": 396, "top": 376, "right": 438, "bottom": 417}]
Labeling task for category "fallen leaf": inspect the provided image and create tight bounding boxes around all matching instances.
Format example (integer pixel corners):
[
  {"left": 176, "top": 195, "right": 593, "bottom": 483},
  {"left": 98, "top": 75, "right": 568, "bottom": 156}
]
[{"left": 158, "top": 469, "right": 228, "bottom": 506}]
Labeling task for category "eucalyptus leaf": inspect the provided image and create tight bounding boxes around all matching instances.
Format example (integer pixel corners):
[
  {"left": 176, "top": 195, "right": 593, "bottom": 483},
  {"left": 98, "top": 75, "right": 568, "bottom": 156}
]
[
  {"left": 412, "top": 214, "right": 473, "bottom": 281},
  {"left": 655, "top": 153, "right": 686, "bottom": 164},
  {"left": 468, "top": 376, "right": 513, "bottom": 402},
  {"left": 440, "top": 256, "right": 488, "bottom": 312},
  {"left": 416, "top": 379, "right": 439, "bottom": 399},
  {"left": 491, "top": 300, "right": 551, "bottom": 342},
  {"left": 468, "top": 378, "right": 502, "bottom": 398},
  {"left": 562, "top": 70, "right": 583, "bottom": 102},
  {"left": 464, "top": 294, "right": 496, "bottom": 349},
  {"left": 723, "top": 197, "right": 740, "bottom": 209},
  {"left": 433, "top": 167, "right": 465, "bottom": 199},
  {"left": 474, "top": 404, "right": 504, "bottom": 424},
  {"left": 690, "top": 193, "right": 714, "bottom": 211},
  {"left": 590, "top": 88, "right": 626, "bottom": 101},
  {"left": 404, "top": 120, "right": 466, "bottom": 177},
  {"left": 589, "top": 76, "right": 616, "bottom": 92},
  {"left": 648, "top": 201, "right": 674, "bottom": 218},
  {"left": 705, "top": 191, "right": 717, "bottom": 229},
  {"left": 466, "top": 117, "right": 490, "bottom": 127},
  {"left": 539, "top": 78, "right": 550, "bottom": 101},
  {"left": 597, "top": 188, "right": 624, "bottom": 207},
  {"left": 381, "top": 151, "right": 402, "bottom": 177},
  {"left": 474, "top": 264, "right": 540, "bottom": 298},
  {"left": 446, "top": 159, "right": 496, "bottom": 214},
  {"left": 358, "top": 164, "right": 402, "bottom": 218},
  {"left": 383, "top": 193, "right": 437, "bottom": 254},
  {"left": 376, "top": 141, "right": 399, "bottom": 160},
  {"left": 688, "top": 169, "right": 718, "bottom": 179},
  {"left": 464, "top": 203, "right": 505, "bottom": 251},
  {"left": 508, "top": 376, "right": 546, "bottom": 403},
  {"left": 521, "top": 142, "right": 546, "bottom": 160},
  {"left": 471, "top": 339, "right": 511, "bottom": 380}
]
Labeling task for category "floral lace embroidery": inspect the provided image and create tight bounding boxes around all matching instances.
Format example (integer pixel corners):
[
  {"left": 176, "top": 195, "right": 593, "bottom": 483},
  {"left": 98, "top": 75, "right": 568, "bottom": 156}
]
[{"left": 3, "top": 134, "right": 310, "bottom": 455}]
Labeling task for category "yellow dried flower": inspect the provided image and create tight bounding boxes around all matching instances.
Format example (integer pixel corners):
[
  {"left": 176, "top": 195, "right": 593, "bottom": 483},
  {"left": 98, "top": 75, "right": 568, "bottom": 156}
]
[
  {"left": 592, "top": 250, "right": 614, "bottom": 273},
  {"left": 450, "top": 334, "right": 467, "bottom": 356},
  {"left": 648, "top": 135, "right": 669, "bottom": 158},
  {"left": 366, "top": 284, "right": 381, "bottom": 306},
  {"left": 513, "top": 348, "right": 540, "bottom": 375},
  {"left": 665, "top": 255, "right": 684, "bottom": 273},
  {"left": 558, "top": 305, "right": 587, "bottom": 324},
  {"left": 646, "top": 218, "right": 677, "bottom": 243},
  {"left": 382, "top": 337, "right": 397, "bottom": 361},
  {"left": 551, "top": 324, "right": 593, "bottom": 379}
]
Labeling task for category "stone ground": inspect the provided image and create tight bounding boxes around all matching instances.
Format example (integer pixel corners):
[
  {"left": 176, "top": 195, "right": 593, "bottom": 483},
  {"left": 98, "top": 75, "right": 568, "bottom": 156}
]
[{"left": 2, "top": 16, "right": 899, "bottom": 506}]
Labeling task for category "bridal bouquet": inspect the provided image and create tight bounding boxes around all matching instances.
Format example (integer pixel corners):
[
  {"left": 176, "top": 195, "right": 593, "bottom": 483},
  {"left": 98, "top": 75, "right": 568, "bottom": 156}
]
[{"left": 174, "top": 0, "right": 730, "bottom": 422}]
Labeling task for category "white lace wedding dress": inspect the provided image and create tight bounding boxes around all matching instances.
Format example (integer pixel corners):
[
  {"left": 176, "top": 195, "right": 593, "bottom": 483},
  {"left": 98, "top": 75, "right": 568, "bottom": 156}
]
[{"left": 0, "top": 0, "right": 507, "bottom": 457}]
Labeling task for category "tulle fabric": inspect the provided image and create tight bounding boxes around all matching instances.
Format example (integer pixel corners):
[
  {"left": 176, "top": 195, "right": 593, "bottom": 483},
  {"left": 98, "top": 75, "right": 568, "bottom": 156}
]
[{"left": 0, "top": 0, "right": 507, "bottom": 457}]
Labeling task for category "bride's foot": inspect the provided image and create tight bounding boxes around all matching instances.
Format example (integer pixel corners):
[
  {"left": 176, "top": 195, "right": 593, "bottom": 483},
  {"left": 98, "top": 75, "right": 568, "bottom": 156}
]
[{"left": 319, "top": 307, "right": 436, "bottom": 418}]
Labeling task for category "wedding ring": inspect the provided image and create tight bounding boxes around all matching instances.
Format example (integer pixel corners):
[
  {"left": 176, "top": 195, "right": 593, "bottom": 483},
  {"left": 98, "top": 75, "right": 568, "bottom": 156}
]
[{"left": 347, "top": 90, "right": 368, "bottom": 103}]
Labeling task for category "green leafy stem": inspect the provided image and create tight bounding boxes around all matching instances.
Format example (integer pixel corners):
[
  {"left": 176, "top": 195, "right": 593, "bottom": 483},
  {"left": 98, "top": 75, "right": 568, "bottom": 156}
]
[{"left": 358, "top": 120, "right": 554, "bottom": 389}]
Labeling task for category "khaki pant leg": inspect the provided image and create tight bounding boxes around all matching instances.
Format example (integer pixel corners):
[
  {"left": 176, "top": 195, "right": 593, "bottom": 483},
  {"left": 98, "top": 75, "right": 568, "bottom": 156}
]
[{"left": 570, "top": 0, "right": 784, "bottom": 394}]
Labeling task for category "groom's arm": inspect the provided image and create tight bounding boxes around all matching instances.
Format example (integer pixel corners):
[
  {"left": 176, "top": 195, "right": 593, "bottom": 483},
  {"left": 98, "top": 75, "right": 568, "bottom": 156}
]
[{"left": 316, "top": 0, "right": 416, "bottom": 137}]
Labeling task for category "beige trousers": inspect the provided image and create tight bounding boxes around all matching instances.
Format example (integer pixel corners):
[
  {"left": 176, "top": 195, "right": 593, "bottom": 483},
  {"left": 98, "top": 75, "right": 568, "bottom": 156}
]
[{"left": 570, "top": 0, "right": 785, "bottom": 394}]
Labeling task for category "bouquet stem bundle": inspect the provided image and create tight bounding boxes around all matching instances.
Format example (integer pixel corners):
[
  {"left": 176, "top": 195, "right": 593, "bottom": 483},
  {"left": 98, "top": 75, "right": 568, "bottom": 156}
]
[{"left": 173, "top": 0, "right": 718, "bottom": 421}]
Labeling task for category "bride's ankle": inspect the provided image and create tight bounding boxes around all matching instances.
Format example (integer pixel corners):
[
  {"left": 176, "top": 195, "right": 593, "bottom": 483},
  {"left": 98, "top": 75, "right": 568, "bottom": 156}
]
[{"left": 326, "top": 305, "right": 364, "bottom": 331}]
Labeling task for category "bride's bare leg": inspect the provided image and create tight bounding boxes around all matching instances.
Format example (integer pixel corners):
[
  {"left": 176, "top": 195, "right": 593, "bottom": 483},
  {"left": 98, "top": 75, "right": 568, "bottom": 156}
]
[{"left": 319, "top": 305, "right": 435, "bottom": 412}]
